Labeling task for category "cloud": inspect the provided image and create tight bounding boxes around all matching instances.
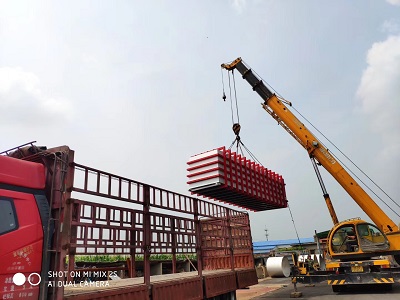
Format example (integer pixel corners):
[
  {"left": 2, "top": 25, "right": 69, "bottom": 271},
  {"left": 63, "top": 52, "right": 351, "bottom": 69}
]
[
  {"left": 381, "top": 19, "right": 400, "bottom": 33},
  {"left": 0, "top": 67, "right": 73, "bottom": 126},
  {"left": 356, "top": 35, "right": 400, "bottom": 160},
  {"left": 81, "top": 53, "right": 99, "bottom": 65},
  {"left": 231, "top": 0, "right": 246, "bottom": 13},
  {"left": 386, "top": 0, "right": 400, "bottom": 6}
]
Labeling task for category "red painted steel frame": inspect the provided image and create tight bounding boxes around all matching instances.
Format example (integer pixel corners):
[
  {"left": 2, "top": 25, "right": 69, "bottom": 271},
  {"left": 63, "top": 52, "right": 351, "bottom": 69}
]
[{"left": 187, "top": 147, "right": 287, "bottom": 211}]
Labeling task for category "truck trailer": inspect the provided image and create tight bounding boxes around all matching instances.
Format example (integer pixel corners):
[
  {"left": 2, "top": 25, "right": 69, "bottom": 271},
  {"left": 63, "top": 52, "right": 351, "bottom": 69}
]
[{"left": 0, "top": 142, "right": 258, "bottom": 300}]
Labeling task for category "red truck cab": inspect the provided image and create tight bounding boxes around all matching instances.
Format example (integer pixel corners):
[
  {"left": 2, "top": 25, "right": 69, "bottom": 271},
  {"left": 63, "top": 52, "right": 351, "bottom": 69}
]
[{"left": 0, "top": 155, "right": 48, "bottom": 299}]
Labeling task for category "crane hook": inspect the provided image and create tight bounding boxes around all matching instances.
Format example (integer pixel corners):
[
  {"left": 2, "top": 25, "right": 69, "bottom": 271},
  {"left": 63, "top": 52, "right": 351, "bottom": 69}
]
[{"left": 232, "top": 123, "right": 241, "bottom": 136}]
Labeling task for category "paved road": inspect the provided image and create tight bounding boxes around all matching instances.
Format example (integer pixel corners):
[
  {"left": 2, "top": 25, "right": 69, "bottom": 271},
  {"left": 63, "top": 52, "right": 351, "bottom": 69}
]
[{"left": 252, "top": 278, "right": 400, "bottom": 300}]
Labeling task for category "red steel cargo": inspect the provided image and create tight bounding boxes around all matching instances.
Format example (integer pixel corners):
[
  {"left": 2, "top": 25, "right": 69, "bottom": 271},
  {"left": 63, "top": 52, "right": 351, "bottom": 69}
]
[{"left": 187, "top": 147, "right": 287, "bottom": 211}]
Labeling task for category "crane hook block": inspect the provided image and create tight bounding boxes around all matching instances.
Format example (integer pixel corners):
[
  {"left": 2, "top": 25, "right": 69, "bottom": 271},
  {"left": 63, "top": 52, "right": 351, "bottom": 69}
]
[
  {"left": 222, "top": 92, "right": 226, "bottom": 101},
  {"left": 232, "top": 123, "right": 241, "bottom": 136}
]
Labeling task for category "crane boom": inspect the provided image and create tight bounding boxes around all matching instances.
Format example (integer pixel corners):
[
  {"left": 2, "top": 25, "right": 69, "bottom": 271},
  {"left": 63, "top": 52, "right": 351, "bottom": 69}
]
[{"left": 221, "top": 58, "right": 399, "bottom": 237}]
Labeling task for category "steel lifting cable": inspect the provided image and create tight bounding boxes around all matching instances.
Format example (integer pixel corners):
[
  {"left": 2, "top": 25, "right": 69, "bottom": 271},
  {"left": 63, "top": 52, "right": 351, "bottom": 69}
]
[
  {"left": 240, "top": 142, "right": 264, "bottom": 166},
  {"left": 227, "top": 70, "right": 236, "bottom": 125},
  {"left": 222, "top": 65, "right": 241, "bottom": 125},
  {"left": 223, "top": 65, "right": 273, "bottom": 165},
  {"left": 290, "top": 106, "right": 400, "bottom": 218},
  {"left": 227, "top": 69, "right": 265, "bottom": 166},
  {"left": 223, "top": 69, "right": 241, "bottom": 153},
  {"left": 221, "top": 67, "right": 226, "bottom": 102},
  {"left": 245, "top": 59, "right": 400, "bottom": 216},
  {"left": 222, "top": 63, "right": 303, "bottom": 241},
  {"left": 222, "top": 67, "right": 239, "bottom": 152},
  {"left": 288, "top": 203, "right": 303, "bottom": 248},
  {"left": 237, "top": 142, "right": 245, "bottom": 157},
  {"left": 232, "top": 70, "right": 240, "bottom": 125}
]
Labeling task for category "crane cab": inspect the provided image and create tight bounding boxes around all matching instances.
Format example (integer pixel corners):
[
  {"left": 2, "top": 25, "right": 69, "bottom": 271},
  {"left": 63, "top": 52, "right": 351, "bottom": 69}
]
[{"left": 328, "top": 219, "right": 391, "bottom": 260}]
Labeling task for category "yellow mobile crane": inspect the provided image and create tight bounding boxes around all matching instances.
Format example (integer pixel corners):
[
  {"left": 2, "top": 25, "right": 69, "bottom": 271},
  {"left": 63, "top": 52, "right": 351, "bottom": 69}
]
[{"left": 221, "top": 58, "right": 400, "bottom": 291}]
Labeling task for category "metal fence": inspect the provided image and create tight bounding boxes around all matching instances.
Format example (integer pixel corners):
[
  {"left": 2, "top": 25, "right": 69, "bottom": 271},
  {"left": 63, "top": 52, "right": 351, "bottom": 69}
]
[{"left": 66, "top": 162, "right": 254, "bottom": 284}]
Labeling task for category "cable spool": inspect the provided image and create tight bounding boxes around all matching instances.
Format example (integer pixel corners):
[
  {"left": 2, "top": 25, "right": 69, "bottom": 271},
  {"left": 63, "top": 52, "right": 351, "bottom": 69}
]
[{"left": 266, "top": 256, "right": 291, "bottom": 278}]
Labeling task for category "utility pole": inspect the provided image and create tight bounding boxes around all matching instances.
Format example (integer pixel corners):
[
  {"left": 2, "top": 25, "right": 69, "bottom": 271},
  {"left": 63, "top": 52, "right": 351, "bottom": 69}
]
[{"left": 264, "top": 226, "right": 269, "bottom": 241}]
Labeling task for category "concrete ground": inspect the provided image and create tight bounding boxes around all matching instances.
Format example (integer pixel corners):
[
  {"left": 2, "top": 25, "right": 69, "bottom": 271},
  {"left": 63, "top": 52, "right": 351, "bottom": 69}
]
[
  {"left": 236, "top": 277, "right": 400, "bottom": 300},
  {"left": 236, "top": 277, "right": 290, "bottom": 300}
]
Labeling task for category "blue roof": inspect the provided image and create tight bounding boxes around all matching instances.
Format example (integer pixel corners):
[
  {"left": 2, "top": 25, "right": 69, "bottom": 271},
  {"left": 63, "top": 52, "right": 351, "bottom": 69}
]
[{"left": 253, "top": 237, "right": 314, "bottom": 254}]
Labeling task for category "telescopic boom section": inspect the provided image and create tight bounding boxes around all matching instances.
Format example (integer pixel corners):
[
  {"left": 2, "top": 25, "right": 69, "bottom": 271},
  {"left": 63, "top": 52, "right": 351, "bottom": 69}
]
[{"left": 221, "top": 57, "right": 399, "bottom": 235}]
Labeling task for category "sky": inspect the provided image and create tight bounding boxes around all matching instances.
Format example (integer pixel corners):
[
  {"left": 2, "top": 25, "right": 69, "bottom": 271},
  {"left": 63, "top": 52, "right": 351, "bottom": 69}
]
[{"left": 1, "top": 0, "right": 399, "bottom": 242}]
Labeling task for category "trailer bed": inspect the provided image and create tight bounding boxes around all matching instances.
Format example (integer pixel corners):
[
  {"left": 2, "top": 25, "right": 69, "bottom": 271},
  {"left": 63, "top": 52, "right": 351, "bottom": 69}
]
[{"left": 64, "top": 269, "right": 257, "bottom": 299}]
